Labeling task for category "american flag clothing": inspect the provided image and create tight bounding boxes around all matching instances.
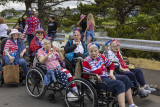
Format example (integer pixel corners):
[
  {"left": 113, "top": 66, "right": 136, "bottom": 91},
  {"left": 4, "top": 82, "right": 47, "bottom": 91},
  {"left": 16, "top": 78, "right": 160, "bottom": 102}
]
[
  {"left": 107, "top": 50, "right": 128, "bottom": 69},
  {"left": 3, "top": 39, "right": 18, "bottom": 57},
  {"left": 37, "top": 48, "right": 77, "bottom": 91},
  {"left": 26, "top": 16, "right": 40, "bottom": 34},
  {"left": 83, "top": 54, "right": 114, "bottom": 79},
  {"left": 3, "top": 38, "right": 26, "bottom": 65},
  {"left": 37, "top": 48, "right": 60, "bottom": 70}
]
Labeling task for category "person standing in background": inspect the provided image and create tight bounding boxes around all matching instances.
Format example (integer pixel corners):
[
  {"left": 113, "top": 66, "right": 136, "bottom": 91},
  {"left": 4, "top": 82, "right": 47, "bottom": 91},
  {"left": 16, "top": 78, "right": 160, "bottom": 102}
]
[
  {"left": 21, "top": 8, "right": 40, "bottom": 46},
  {"left": 0, "top": 17, "right": 9, "bottom": 41},
  {"left": 17, "top": 17, "right": 25, "bottom": 33},
  {"left": 83, "top": 13, "right": 95, "bottom": 45},
  {"left": 77, "top": 14, "right": 87, "bottom": 40},
  {"left": 47, "top": 15, "right": 58, "bottom": 41}
]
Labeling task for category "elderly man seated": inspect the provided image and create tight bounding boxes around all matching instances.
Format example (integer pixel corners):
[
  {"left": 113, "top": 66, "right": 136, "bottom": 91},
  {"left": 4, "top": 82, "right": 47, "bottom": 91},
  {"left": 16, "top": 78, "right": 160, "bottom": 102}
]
[
  {"left": 64, "top": 30, "right": 88, "bottom": 68},
  {"left": 37, "top": 39, "right": 78, "bottom": 101},
  {"left": 106, "top": 39, "right": 156, "bottom": 97}
]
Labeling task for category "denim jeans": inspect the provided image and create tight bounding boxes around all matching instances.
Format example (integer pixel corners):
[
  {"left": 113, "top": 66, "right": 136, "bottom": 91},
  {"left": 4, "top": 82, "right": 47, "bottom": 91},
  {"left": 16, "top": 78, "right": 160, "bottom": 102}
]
[
  {"left": 98, "top": 75, "right": 132, "bottom": 95},
  {"left": 27, "top": 34, "right": 34, "bottom": 46},
  {"left": 86, "top": 30, "right": 95, "bottom": 42},
  {"left": 3, "top": 55, "right": 28, "bottom": 76}
]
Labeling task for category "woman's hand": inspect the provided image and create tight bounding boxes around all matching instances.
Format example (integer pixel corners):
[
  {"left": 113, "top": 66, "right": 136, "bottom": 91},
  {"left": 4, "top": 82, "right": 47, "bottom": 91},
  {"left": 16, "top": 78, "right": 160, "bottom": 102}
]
[
  {"left": 20, "top": 52, "right": 24, "bottom": 58},
  {"left": 109, "top": 72, "right": 116, "bottom": 80},
  {"left": 9, "top": 56, "right": 14, "bottom": 63},
  {"left": 96, "top": 74, "right": 102, "bottom": 82}
]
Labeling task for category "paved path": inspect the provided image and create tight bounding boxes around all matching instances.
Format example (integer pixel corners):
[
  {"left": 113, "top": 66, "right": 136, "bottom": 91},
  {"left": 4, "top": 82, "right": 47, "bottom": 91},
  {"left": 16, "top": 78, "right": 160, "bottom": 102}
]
[{"left": 0, "top": 68, "right": 159, "bottom": 107}]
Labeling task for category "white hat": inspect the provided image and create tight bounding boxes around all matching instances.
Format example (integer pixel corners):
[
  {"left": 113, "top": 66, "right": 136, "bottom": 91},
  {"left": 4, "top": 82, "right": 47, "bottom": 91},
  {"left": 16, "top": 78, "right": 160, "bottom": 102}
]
[{"left": 9, "top": 29, "right": 22, "bottom": 38}]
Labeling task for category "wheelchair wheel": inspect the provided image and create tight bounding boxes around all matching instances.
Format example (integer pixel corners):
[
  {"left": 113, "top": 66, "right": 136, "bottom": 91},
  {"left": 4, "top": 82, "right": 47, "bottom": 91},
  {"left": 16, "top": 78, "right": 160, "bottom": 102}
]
[
  {"left": 0, "top": 71, "right": 3, "bottom": 87},
  {"left": 112, "top": 101, "right": 119, "bottom": 107},
  {"left": 26, "top": 67, "right": 46, "bottom": 98},
  {"left": 64, "top": 58, "right": 74, "bottom": 75},
  {"left": 65, "top": 78, "right": 98, "bottom": 107}
]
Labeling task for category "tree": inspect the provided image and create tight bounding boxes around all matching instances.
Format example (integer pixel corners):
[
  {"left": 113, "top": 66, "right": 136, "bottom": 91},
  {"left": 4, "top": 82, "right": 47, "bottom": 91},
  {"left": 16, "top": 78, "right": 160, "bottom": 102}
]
[{"left": 78, "top": 0, "right": 160, "bottom": 24}]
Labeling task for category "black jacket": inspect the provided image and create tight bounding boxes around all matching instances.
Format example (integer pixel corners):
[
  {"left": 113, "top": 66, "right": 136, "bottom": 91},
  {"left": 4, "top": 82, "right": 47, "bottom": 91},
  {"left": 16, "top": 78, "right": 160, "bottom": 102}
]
[{"left": 64, "top": 40, "right": 88, "bottom": 58}]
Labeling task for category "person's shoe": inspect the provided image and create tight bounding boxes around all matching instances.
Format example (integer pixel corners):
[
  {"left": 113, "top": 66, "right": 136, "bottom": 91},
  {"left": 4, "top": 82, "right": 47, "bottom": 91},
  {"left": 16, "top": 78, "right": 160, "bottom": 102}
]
[
  {"left": 139, "top": 87, "right": 151, "bottom": 97},
  {"left": 67, "top": 92, "right": 79, "bottom": 102},
  {"left": 144, "top": 84, "right": 156, "bottom": 92},
  {"left": 129, "top": 104, "right": 138, "bottom": 107},
  {"left": 28, "top": 79, "right": 32, "bottom": 85}
]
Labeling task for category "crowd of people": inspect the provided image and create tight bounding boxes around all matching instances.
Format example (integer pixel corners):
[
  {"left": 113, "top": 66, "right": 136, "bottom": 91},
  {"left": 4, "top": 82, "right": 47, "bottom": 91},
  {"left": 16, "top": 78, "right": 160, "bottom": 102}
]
[{"left": 0, "top": 10, "right": 157, "bottom": 107}]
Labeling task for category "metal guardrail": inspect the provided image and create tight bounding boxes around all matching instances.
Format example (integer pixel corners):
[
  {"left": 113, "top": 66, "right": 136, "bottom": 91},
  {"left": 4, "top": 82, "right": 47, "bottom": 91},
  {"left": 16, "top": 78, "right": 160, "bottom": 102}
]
[{"left": 54, "top": 33, "right": 160, "bottom": 52}]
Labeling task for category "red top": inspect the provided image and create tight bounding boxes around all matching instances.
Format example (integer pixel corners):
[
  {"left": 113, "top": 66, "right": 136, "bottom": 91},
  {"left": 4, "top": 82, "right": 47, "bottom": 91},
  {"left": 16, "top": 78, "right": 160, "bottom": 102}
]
[{"left": 83, "top": 54, "right": 114, "bottom": 78}]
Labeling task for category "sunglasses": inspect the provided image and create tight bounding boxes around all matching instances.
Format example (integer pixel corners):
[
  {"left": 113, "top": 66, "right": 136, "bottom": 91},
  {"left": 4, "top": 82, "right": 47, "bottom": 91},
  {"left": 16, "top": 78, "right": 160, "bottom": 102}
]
[{"left": 36, "top": 31, "right": 44, "bottom": 34}]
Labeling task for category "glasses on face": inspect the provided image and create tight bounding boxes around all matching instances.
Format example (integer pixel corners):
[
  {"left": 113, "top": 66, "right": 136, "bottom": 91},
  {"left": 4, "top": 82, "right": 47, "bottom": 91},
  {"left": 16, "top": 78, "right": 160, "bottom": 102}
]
[{"left": 36, "top": 31, "right": 43, "bottom": 34}]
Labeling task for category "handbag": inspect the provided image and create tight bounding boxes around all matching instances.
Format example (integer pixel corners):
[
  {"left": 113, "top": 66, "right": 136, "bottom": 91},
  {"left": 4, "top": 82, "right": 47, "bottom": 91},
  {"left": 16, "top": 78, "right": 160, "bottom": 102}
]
[{"left": 3, "top": 63, "right": 19, "bottom": 84}]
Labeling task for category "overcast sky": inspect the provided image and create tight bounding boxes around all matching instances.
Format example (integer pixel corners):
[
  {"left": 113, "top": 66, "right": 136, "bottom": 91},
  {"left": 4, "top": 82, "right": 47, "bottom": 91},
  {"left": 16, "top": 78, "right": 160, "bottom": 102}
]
[{"left": 0, "top": 1, "right": 94, "bottom": 12}]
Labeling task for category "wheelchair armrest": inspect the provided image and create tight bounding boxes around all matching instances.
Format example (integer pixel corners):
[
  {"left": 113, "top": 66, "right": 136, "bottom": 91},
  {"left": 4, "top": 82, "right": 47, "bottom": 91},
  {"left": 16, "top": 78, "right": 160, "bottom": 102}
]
[
  {"left": 73, "top": 57, "right": 84, "bottom": 61},
  {"left": 36, "top": 62, "right": 45, "bottom": 67},
  {"left": 82, "top": 72, "right": 98, "bottom": 80}
]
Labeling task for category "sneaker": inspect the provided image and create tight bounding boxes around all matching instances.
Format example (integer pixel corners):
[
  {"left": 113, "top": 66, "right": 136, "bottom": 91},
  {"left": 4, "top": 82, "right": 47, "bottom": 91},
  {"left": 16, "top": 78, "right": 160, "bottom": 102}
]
[
  {"left": 28, "top": 79, "right": 32, "bottom": 85},
  {"left": 67, "top": 92, "right": 79, "bottom": 102},
  {"left": 129, "top": 104, "right": 138, "bottom": 107},
  {"left": 139, "top": 87, "right": 151, "bottom": 97},
  {"left": 144, "top": 84, "right": 156, "bottom": 92}
]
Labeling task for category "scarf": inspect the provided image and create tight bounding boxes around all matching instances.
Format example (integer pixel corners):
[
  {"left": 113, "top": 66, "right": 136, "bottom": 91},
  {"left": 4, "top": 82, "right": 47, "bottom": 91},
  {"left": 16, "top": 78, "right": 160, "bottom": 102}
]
[
  {"left": 116, "top": 51, "right": 128, "bottom": 69},
  {"left": 10, "top": 38, "right": 26, "bottom": 65}
]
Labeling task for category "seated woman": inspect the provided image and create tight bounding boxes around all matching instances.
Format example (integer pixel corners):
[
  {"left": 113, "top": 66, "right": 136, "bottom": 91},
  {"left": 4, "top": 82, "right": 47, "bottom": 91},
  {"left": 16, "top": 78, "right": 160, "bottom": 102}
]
[
  {"left": 3, "top": 29, "right": 28, "bottom": 79},
  {"left": 37, "top": 39, "right": 78, "bottom": 100},
  {"left": 64, "top": 30, "right": 88, "bottom": 67},
  {"left": 83, "top": 42, "right": 137, "bottom": 107},
  {"left": 106, "top": 39, "right": 156, "bottom": 97},
  {"left": 29, "top": 28, "right": 48, "bottom": 62}
]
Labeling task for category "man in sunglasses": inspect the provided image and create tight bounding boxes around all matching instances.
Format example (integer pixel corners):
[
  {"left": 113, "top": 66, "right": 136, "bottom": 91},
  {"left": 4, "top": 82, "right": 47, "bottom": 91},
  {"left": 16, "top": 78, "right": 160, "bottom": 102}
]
[{"left": 29, "top": 28, "right": 48, "bottom": 63}]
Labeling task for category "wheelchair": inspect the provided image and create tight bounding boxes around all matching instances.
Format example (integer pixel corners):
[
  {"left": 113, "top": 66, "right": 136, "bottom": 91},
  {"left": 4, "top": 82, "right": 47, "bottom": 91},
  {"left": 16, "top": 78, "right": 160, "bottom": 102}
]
[
  {"left": 65, "top": 58, "right": 119, "bottom": 107},
  {"left": 104, "top": 51, "right": 139, "bottom": 97},
  {"left": 0, "top": 38, "right": 28, "bottom": 87},
  {"left": 26, "top": 58, "right": 65, "bottom": 103}
]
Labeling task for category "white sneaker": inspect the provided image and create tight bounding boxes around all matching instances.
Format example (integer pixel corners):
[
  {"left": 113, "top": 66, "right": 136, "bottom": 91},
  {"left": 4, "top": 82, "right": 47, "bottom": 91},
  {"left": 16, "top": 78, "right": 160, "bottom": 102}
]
[
  {"left": 67, "top": 92, "right": 79, "bottom": 102},
  {"left": 144, "top": 84, "right": 156, "bottom": 92}
]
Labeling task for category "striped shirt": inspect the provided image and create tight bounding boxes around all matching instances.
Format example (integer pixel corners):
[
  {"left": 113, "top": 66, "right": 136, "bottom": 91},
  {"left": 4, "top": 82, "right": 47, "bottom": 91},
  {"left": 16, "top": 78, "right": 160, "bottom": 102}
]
[
  {"left": 37, "top": 48, "right": 61, "bottom": 70},
  {"left": 3, "top": 39, "right": 18, "bottom": 57},
  {"left": 83, "top": 54, "right": 114, "bottom": 78}
]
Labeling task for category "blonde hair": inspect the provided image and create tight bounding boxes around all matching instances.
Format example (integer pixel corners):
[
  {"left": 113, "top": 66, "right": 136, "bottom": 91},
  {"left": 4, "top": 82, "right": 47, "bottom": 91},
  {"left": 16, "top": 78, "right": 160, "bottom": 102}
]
[
  {"left": 87, "top": 13, "right": 95, "bottom": 26},
  {"left": 0, "top": 17, "right": 5, "bottom": 24}
]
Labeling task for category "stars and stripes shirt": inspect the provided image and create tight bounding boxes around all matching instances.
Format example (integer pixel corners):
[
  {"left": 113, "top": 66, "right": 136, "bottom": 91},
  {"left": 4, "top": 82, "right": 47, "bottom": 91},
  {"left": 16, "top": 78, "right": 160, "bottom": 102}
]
[
  {"left": 37, "top": 48, "right": 61, "bottom": 70},
  {"left": 26, "top": 16, "right": 40, "bottom": 34},
  {"left": 3, "top": 39, "right": 18, "bottom": 57},
  {"left": 83, "top": 54, "right": 114, "bottom": 79}
]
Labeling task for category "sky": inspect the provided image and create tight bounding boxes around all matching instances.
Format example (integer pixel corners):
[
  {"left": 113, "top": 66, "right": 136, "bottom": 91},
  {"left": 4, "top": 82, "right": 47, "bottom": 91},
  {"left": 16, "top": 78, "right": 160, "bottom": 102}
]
[{"left": 0, "top": 0, "right": 94, "bottom": 12}]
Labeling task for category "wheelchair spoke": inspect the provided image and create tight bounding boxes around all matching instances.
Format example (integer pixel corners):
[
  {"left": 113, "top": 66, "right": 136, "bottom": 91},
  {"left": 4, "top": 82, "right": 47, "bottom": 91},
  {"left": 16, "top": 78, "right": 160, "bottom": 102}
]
[
  {"left": 31, "top": 84, "right": 36, "bottom": 93},
  {"left": 36, "top": 85, "right": 40, "bottom": 94}
]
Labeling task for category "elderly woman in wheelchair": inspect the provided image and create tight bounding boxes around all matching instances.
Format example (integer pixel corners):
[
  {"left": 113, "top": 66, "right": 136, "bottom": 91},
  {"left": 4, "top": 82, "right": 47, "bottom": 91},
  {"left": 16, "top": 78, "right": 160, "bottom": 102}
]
[
  {"left": 106, "top": 39, "right": 156, "bottom": 98},
  {"left": 80, "top": 42, "right": 137, "bottom": 107},
  {"left": 3, "top": 29, "right": 28, "bottom": 80},
  {"left": 33, "top": 39, "right": 78, "bottom": 100},
  {"left": 64, "top": 29, "right": 88, "bottom": 74}
]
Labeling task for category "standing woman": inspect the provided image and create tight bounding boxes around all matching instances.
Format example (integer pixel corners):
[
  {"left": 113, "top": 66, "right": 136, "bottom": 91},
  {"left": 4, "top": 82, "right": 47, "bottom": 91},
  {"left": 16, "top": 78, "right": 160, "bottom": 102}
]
[
  {"left": 3, "top": 29, "right": 28, "bottom": 79},
  {"left": 83, "top": 13, "right": 95, "bottom": 44},
  {"left": 0, "top": 17, "right": 9, "bottom": 41},
  {"left": 17, "top": 17, "right": 25, "bottom": 33}
]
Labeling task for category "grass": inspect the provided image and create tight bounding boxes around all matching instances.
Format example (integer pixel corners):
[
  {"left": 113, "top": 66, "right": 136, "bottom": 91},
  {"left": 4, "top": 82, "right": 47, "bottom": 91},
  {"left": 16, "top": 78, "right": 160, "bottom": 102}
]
[
  {"left": 5, "top": 18, "right": 18, "bottom": 23},
  {"left": 128, "top": 57, "right": 160, "bottom": 71}
]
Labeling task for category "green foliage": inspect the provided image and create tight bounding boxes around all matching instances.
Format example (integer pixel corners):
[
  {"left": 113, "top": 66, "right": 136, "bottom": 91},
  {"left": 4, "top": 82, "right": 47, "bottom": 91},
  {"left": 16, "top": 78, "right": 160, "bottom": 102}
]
[{"left": 106, "top": 13, "right": 160, "bottom": 60}]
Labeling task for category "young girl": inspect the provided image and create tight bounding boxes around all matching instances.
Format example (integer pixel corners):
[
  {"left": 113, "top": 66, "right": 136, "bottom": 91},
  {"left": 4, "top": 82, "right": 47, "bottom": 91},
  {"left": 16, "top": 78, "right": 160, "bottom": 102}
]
[{"left": 83, "top": 13, "right": 95, "bottom": 44}]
